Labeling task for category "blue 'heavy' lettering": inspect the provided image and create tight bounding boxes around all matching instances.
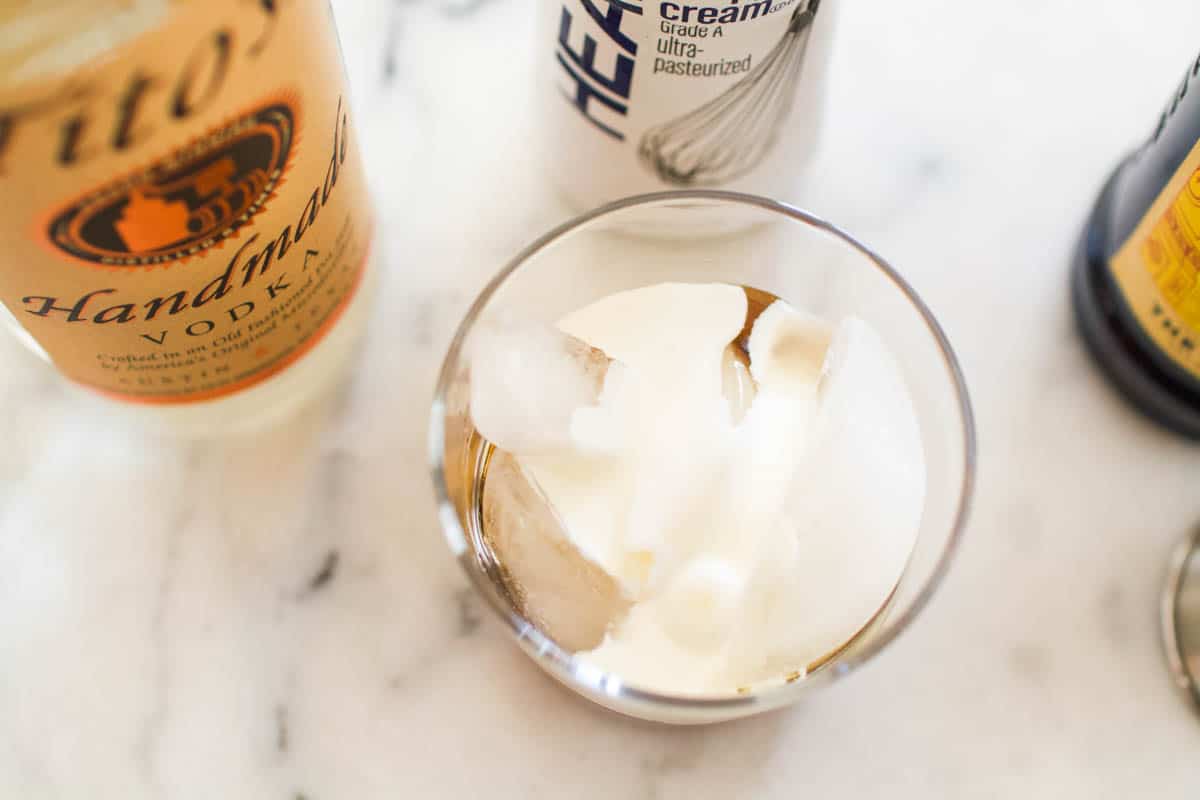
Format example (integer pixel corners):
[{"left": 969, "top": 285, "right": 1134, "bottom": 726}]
[{"left": 554, "top": 0, "right": 643, "bottom": 141}]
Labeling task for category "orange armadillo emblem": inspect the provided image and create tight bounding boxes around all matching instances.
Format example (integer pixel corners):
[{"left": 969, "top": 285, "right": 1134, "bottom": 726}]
[{"left": 44, "top": 101, "right": 297, "bottom": 268}]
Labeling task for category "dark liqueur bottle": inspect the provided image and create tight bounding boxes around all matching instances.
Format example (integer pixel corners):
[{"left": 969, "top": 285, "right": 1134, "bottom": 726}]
[{"left": 1072, "top": 49, "right": 1200, "bottom": 438}]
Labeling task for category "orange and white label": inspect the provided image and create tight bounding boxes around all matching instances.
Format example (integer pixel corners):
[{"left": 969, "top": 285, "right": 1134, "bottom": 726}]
[
  {"left": 0, "top": 0, "right": 371, "bottom": 403},
  {"left": 1111, "top": 138, "right": 1200, "bottom": 380}
]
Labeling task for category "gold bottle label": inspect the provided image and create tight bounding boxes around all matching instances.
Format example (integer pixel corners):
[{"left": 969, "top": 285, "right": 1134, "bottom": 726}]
[
  {"left": 1110, "top": 138, "right": 1200, "bottom": 379},
  {"left": 0, "top": 0, "right": 371, "bottom": 404}
]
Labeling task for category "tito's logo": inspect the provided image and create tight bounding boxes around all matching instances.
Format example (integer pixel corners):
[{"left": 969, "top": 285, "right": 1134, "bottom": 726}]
[{"left": 44, "top": 100, "right": 298, "bottom": 268}]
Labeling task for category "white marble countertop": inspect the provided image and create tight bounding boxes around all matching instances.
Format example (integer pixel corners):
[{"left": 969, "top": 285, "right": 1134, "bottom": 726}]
[{"left": 4, "top": 0, "right": 1200, "bottom": 796}]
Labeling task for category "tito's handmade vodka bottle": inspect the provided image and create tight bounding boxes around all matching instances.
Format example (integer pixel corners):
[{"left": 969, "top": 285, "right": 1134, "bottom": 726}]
[{"left": 0, "top": 0, "right": 376, "bottom": 435}]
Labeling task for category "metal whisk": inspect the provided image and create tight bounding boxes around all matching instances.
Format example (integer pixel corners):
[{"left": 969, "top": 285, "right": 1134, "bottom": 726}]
[{"left": 638, "top": 0, "right": 822, "bottom": 186}]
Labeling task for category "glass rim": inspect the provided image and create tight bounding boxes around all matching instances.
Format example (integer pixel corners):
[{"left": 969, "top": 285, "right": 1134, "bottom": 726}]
[{"left": 429, "top": 189, "right": 977, "bottom": 717}]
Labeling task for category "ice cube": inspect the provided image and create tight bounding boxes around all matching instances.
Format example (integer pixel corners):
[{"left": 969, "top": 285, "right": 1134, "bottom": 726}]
[
  {"left": 746, "top": 299, "right": 832, "bottom": 390},
  {"left": 720, "top": 299, "right": 832, "bottom": 553},
  {"left": 469, "top": 318, "right": 614, "bottom": 457},
  {"left": 655, "top": 555, "right": 747, "bottom": 652},
  {"left": 768, "top": 316, "right": 926, "bottom": 669},
  {"left": 557, "top": 282, "right": 748, "bottom": 397},
  {"left": 721, "top": 345, "right": 756, "bottom": 424},
  {"left": 482, "top": 450, "right": 630, "bottom": 652}
]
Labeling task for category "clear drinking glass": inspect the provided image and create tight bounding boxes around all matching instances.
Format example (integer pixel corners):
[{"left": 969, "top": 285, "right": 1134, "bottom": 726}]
[{"left": 429, "top": 191, "right": 976, "bottom": 724}]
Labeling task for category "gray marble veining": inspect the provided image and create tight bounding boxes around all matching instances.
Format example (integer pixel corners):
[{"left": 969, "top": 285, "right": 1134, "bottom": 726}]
[{"left": 3, "top": 0, "right": 1200, "bottom": 796}]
